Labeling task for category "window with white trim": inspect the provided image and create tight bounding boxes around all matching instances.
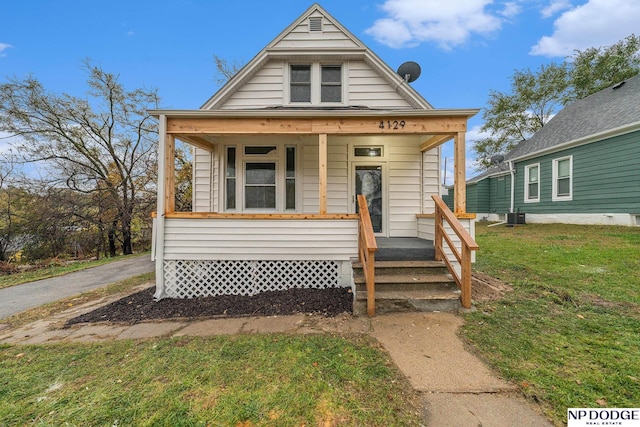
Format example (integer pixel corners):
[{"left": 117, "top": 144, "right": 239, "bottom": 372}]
[
  {"left": 524, "top": 163, "right": 540, "bottom": 202},
  {"left": 290, "top": 65, "right": 311, "bottom": 103},
  {"left": 289, "top": 63, "right": 343, "bottom": 104},
  {"left": 552, "top": 156, "right": 572, "bottom": 201},
  {"left": 224, "top": 144, "right": 297, "bottom": 212}
]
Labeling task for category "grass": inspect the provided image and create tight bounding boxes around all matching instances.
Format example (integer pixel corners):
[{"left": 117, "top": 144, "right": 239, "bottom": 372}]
[
  {"left": 0, "top": 334, "right": 422, "bottom": 426},
  {"left": 461, "top": 223, "right": 640, "bottom": 426},
  {"left": 0, "top": 252, "right": 150, "bottom": 290}
]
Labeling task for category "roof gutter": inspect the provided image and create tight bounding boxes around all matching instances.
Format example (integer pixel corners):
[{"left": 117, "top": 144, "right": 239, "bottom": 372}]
[{"left": 148, "top": 108, "right": 480, "bottom": 119}]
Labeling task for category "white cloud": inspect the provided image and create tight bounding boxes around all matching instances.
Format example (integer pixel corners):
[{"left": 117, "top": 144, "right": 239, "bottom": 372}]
[
  {"left": 0, "top": 43, "right": 12, "bottom": 57},
  {"left": 540, "top": 0, "right": 572, "bottom": 18},
  {"left": 365, "top": 0, "right": 514, "bottom": 49},
  {"left": 531, "top": 0, "right": 640, "bottom": 57},
  {"left": 501, "top": 2, "right": 522, "bottom": 18}
]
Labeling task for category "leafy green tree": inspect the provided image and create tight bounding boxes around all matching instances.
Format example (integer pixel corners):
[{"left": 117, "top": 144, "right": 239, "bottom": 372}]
[
  {"left": 568, "top": 34, "right": 640, "bottom": 101},
  {"left": 474, "top": 35, "right": 640, "bottom": 169},
  {"left": 474, "top": 63, "right": 569, "bottom": 169},
  {"left": 0, "top": 62, "right": 159, "bottom": 255}
]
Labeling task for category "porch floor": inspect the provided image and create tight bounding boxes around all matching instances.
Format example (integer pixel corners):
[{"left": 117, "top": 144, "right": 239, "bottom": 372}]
[{"left": 375, "top": 237, "right": 435, "bottom": 261}]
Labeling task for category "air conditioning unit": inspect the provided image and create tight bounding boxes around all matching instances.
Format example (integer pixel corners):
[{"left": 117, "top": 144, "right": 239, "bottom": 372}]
[{"left": 507, "top": 212, "right": 526, "bottom": 226}]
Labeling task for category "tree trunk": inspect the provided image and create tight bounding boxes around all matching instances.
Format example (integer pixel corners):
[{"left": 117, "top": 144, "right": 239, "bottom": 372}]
[
  {"left": 121, "top": 216, "right": 133, "bottom": 255},
  {"left": 108, "top": 221, "right": 117, "bottom": 257}
]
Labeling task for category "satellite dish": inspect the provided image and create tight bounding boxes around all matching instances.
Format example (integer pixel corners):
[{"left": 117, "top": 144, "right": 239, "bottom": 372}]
[
  {"left": 397, "top": 61, "right": 421, "bottom": 83},
  {"left": 490, "top": 155, "right": 505, "bottom": 165}
]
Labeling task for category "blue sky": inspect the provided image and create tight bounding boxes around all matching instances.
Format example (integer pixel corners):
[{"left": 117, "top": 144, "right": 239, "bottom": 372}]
[{"left": 1, "top": 0, "right": 639, "bottom": 181}]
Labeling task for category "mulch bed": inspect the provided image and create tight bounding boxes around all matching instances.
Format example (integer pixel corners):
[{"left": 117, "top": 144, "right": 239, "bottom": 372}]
[{"left": 65, "top": 287, "right": 353, "bottom": 326}]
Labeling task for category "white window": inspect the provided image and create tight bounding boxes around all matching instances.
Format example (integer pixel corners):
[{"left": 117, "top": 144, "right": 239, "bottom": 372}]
[
  {"left": 289, "top": 63, "right": 343, "bottom": 105},
  {"left": 524, "top": 163, "right": 540, "bottom": 203},
  {"left": 224, "top": 144, "right": 297, "bottom": 212},
  {"left": 290, "top": 65, "right": 311, "bottom": 103},
  {"left": 552, "top": 156, "right": 572, "bottom": 201}
]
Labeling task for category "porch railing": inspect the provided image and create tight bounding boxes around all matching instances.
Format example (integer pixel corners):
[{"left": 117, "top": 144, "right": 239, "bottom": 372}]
[
  {"left": 432, "top": 195, "right": 479, "bottom": 309},
  {"left": 357, "top": 195, "right": 378, "bottom": 317}
]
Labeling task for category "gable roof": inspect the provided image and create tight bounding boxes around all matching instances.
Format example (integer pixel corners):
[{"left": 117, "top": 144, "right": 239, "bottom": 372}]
[
  {"left": 201, "top": 3, "right": 433, "bottom": 110},
  {"left": 506, "top": 74, "right": 640, "bottom": 161}
]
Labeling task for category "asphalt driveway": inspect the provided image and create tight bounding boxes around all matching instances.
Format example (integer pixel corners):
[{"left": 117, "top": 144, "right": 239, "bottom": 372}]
[{"left": 0, "top": 255, "right": 154, "bottom": 319}]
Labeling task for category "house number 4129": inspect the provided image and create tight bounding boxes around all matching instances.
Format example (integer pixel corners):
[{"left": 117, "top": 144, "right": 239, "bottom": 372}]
[{"left": 379, "top": 120, "right": 406, "bottom": 130}]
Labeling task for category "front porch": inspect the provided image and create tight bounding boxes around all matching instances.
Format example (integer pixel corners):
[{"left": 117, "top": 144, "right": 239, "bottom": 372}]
[{"left": 152, "top": 110, "right": 478, "bottom": 315}]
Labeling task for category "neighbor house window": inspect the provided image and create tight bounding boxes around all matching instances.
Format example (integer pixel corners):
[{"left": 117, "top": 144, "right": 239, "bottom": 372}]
[
  {"left": 524, "top": 164, "right": 540, "bottom": 202},
  {"left": 290, "top": 65, "right": 311, "bottom": 103},
  {"left": 553, "top": 156, "right": 572, "bottom": 201},
  {"left": 321, "top": 65, "right": 342, "bottom": 102}
]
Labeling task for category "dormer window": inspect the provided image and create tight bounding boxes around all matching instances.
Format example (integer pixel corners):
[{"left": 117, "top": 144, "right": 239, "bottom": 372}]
[{"left": 289, "top": 63, "right": 343, "bottom": 104}]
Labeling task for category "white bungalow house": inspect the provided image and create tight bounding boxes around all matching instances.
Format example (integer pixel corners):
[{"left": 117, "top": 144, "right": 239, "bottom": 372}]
[{"left": 151, "top": 4, "right": 479, "bottom": 315}]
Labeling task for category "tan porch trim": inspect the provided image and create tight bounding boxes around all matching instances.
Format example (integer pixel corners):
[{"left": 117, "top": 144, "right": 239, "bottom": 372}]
[
  {"left": 319, "top": 133, "right": 328, "bottom": 214},
  {"left": 162, "top": 212, "right": 358, "bottom": 220},
  {"left": 164, "top": 134, "right": 175, "bottom": 214},
  {"left": 420, "top": 134, "right": 453, "bottom": 152},
  {"left": 454, "top": 132, "right": 467, "bottom": 215},
  {"left": 166, "top": 116, "right": 468, "bottom": 136},
  {"left": 417, "top": 213, "right": 477, "bottom": 219}
]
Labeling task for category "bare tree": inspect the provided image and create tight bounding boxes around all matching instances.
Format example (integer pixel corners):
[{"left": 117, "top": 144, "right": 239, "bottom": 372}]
[
  {"left": 213, "top": 55, "right": 244, "bottom": 86},
  {"left": 0, "top": 62, "right": 160, "bottom": 255}
]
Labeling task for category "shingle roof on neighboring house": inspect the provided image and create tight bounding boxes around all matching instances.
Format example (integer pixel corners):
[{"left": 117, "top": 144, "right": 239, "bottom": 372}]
[
  {"left": 506, "top": 74, "right": 640, "bottom": 161},
  {"left": 465, "top": 74, "right": 640, "bottom": 185},
  {"left": 466, "top": 162, "right": 510, "bottom": 184}
]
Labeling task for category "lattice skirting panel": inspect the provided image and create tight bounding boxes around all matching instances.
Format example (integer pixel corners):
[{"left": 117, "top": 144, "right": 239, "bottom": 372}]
[{"left": 163, "top": 260, "right": 341, "bottom": 298}]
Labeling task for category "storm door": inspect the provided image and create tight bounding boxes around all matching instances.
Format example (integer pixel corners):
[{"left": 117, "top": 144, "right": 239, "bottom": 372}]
[{"left": 355, "top": 165, "right": 383, "bottom": 233}]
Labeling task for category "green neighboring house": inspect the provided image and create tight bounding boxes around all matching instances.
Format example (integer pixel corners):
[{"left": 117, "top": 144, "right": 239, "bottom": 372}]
[{"left": 448, "top": 74, "right": 640, "bottom": 226}]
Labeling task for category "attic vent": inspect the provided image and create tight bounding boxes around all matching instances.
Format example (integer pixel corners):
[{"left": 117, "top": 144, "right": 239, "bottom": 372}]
[{"left": 309, "top": 17, "right": 322, "bottom": 32}]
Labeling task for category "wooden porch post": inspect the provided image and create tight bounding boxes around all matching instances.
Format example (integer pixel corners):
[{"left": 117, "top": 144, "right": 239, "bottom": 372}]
[
  {"left": 454, "top": 131, "right": 467, "bottom": 215},
  {"left": 319, "top": 133, "right": 328, "bottom": 214},
  {"left": 164, "top": 133, "right": 176, "bottom": 215}
]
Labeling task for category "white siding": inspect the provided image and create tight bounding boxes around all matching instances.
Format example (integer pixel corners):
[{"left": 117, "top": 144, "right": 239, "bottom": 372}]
[
  {"left": 348, "top": 61, "right": 413, "bottom": 109},
  {"left": 328, "top": 141, "right": 349, "bottom": 213},
  {"left": 163, "top": 218, "right": 358, "bottom": 261},
  {"left": 221, "top": 61, "right": 284, "bottom": 109},
  {"left": 302, "top": 141, "right": 319, "bottom": 213},
  {"left": 422, "top": 148, "right": 440, "bottom": 213},
  {"left": 273, "top": 11, "right": 360, "bottom": 50},
  {"left": 193, "top": 148, "right": 213, "bottom": 212},
  {"left": 388, "top": 139, "right": 421, "bottom": 237}
]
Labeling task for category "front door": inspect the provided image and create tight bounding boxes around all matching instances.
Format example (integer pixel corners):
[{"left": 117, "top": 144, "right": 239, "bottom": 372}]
[{"left": 355, "top": 165, "right": 383, "bottom": 233}]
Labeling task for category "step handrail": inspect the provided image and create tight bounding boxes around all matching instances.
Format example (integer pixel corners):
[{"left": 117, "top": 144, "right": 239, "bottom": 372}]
[
  {"left": 357, "top": 194, "right": 378, "bottom": 317},
  {"left": 432, "top": 195, "right": 479, "bottom": 308}
]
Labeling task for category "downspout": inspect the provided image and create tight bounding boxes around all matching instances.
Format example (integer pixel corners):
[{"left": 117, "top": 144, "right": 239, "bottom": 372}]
[{"left": 509, "top": 160, "right": 515, "bottom": 213}]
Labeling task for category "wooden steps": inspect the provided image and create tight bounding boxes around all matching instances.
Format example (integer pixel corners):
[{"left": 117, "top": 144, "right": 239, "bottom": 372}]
[{"left": 352, "top": 260, "right": 461, "bottom": 315}]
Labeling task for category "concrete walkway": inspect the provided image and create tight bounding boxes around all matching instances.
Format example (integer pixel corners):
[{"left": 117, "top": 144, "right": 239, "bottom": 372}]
[
  {"left": 0, "top": 255, "right": 154, "bottom": 319},
  {"left": 0, "top": 283, "right": 553, "bottom": 427}
]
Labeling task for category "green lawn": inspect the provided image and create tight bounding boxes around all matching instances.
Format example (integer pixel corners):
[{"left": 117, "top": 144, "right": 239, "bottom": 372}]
[
  {"left": 461, "top": 223, "right": 640, "bottom": 426},
  {"left": 0, "top": 335, "right": 422, "bottom": 426}
]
